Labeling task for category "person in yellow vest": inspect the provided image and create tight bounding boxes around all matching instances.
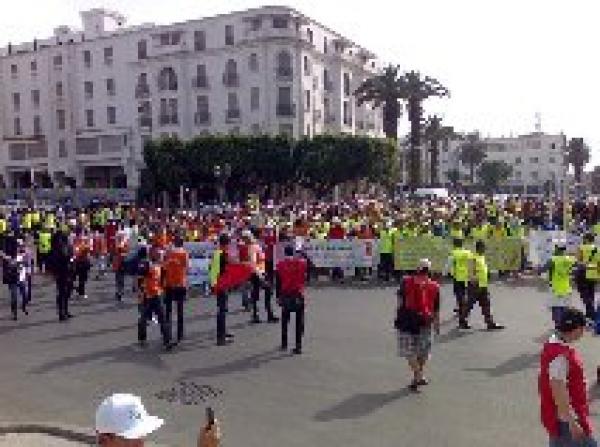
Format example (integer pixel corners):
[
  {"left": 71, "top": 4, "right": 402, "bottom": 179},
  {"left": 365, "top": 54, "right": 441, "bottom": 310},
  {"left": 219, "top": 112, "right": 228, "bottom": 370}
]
[
  {"left": 209, "top": 233, "right": 235, "bottom": 346},
  {"left": 0, "top": 213, "right": 7, "bottom": 252},
  {"left": 21, "top": 210, "right": 32, "bottom": 234},
  {"left": 378, "top": 221, "right": 395, "bottom": 282},
  {"left": 448, "top": 238, "right": 472, "bottom": 323},
  {"left": 449, "top": 220, "right": 464, "bottom": 241},
  {"left": 462, "top": 240, "right": 505, "bottom": 330},
  {"left": 37, "top": 225, "right": 53, "bottom": 274},
  {"left": 547, "top": 242, "right": 577, "bottom": 327},
  {"left": 577, "top": 233, "right": 598, "bottom": 320}
]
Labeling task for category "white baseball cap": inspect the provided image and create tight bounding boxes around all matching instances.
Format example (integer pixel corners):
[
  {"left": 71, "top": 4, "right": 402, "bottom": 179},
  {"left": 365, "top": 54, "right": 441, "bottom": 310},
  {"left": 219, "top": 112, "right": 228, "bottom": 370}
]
[
  {"left": 95, "top": 394, "right": 163, "bottom": 440},
  {"left": 419, "top": 258, "right": 432, "bottom": 270}
]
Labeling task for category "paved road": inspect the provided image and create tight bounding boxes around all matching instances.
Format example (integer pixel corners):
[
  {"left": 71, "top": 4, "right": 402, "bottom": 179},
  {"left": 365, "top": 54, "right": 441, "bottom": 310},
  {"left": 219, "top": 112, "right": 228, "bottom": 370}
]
[{"left": 1, "top": 274, "right": 600, "bottom": 446}]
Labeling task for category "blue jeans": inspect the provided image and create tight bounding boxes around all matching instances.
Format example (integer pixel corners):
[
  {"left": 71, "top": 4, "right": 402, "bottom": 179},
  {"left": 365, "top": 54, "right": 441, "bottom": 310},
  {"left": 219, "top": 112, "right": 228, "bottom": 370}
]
[
  {"left": 549, "top": 422, "right": 598, "bottom": 447},
  {"left": 9, "top": 281, "right": 28, "bottom": 316}
]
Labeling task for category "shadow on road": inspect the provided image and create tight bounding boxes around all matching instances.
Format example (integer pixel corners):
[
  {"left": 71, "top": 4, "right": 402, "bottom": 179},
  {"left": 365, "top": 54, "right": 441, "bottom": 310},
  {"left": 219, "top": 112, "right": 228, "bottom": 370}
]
[
  {"left": 435, "top": 327, "right": 469, "bottom": 345},
  {"left": 464, "top": 352, "right": 539, "bottom": 378},
  {"left": 314, "top": 387, "right": 412, "bottom": 421},
  {"left": 178, "top": 348, "right": 287, "bottom": 379}
]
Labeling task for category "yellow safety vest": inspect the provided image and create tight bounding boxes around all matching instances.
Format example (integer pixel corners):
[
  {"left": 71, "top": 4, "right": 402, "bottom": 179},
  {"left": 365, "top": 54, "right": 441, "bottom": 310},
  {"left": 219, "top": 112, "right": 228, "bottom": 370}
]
[
  {"left": 379, "top": 229, "right": 394, "bottom": 254},
  {"left": 472, "top": 254, "right": 489, "bottom": 288},
  {"left": 38, "top": 231, "right": 52, "bottom": 254},
  {"left": 451, "top": 248, "right": 472, "bottom": 283},
  {"left": 209, "top": 249, "right": 222, "bottom": 287},
  {"left": 0, "top": 219, "right": 6, "bottom": 234},
  {"left": 551, "top": 255, "right": 575, "bottom": 297}
]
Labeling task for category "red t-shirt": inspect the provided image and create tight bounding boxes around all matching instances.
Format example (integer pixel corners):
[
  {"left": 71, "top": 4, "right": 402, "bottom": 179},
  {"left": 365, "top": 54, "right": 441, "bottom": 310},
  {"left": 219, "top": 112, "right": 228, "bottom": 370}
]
[{"left": 276, "top": 257, "right": 307, "bottom": 296}]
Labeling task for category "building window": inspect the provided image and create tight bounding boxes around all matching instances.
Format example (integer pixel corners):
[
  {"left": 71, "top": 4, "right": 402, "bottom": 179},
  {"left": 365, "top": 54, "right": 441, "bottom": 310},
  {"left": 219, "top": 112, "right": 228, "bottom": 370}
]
[
  {"left": 276, "top": 51, "right": 293, "bottom": 79},
  {"left": 225, "top": 25, "right": 234, "bottom": 46},
  {"left": 159, "top": 98, "right": 178, "bottom": 125},
  {"left": 14, "top": 117, "right": 21, "bottom": 135},
  {"left": 33, "top": 115, "right": 42, "bottom": 135},
  {"left": 59, "top": 139, "right": 67, "bottom": 158},
  {"left": 303, "top": 56, "right": 310, "bottom": 76},
  {"left": 57, "top": 110, "right": 66, "bottom": 130},
  {"left": 305, "top": 90, "right": 311, "bottom": 110},
  {"left": 251, "top": 87, "right": 260, "bottom": 111},
  {"left": 307, "top": 28, "right": 313, "bottom": 44},
  {"left": 106, "top": 78, "right": 116, "bottom": 96},
  {"left": 53, "top": 55, "right": 63, "bottom": 68},
  {"left": 12, "top": 93, "right": 20, "bottom": 112},
  {"left": 529, "top": 157, "right": 539, "bottom": 163},
  {"left": 515, "top": 156, "right": 522, "bottom": 164},
  {"left": 515, "top": 171, "right": 522, "bottom": 180},
  {"left": 107, "top": 106, "right": 116, "bottom": 125},
  {"left": 158, "top": 32, "right": 181, "bottom": 46},
  {"left": 193, "top": 64, "right": 208, "bottom": 88},
  {"left": 104, "top": 47, "right": 114, "bottom": 65},
  {"left": 196, "top": 95, "right": 209, "bottom": 125},
  {"left": 549, "top": 156, "right": 555, "bottom": 163},
  {"left": 250, "top": 18, "right": 262, "bottom": 31},
  {"left": 343, "top": 73, "right": 351, "bottom": 96},
  {"left": 194, "top": 30, "right": 206, "bottom": 51},
  {"left": 531, "top": 171, "right": 539, "bottom": 180},
  {"left": 223, "top": 59, "right": 239, "bottom": 86},
  {"left": 10, "top": 64, "right": 18, "bottom": 76},
  {"left": 32, "top": 90, "right": 40, "bottom": 108},
  {"left": 324, "top": 37, "right": 328, "bottom": 54},
  {"left": 56, "top": 82, "right": 63, "bottom": 97},
  {"left": 83, "top": 50, "right": 92, "bottom": 68},
  {"left": 84, "top": 81, "right": 94, "bottom": 99},
  {"left": 158, "top": 67, "right": 178, "bottom": 91},
  {"left": 30, "top": 60, "right": 37, "bottom": 73},
  {"left": 249, "top": 53, "right": 259, "bottom": 72},
  {"left": 551, "top": 143, "right": 556, "bottom": 150},
  {"left": 343, "top": 101, "right": 351, "bottom": 126},
  {"left": 323, "top": 68, "right": 331, "bottom": 91},
  {"left": 273, "top": 16, "right": 288, "bottom": 28},
  {"left": 138, "top": 40, "right": 148, "bottom": 59},
  {"left": 86, "top": 110, "right": 95, "bottom": 127}
]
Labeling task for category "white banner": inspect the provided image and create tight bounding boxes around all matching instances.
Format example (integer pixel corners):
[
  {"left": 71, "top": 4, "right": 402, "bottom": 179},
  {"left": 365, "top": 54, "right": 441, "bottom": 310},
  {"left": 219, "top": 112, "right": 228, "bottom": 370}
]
[
  {"left": 528, "top": 231, "right": 582, "bottom": 267},
  {"left": 184, "top": 242, "right": 216, "bottom": 286},
  {"left": 277, "top": 239, "right": 377, "bottom": 269}
]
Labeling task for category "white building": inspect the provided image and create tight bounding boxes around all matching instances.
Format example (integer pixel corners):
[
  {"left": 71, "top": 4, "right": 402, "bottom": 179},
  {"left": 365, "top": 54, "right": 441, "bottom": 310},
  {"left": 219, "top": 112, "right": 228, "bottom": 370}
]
[
  {"left": 436, "top": 132, "right": 568, "bottom": 194},
  {"left": 0, "top": 6, "right": 384, "bottom": 189}
]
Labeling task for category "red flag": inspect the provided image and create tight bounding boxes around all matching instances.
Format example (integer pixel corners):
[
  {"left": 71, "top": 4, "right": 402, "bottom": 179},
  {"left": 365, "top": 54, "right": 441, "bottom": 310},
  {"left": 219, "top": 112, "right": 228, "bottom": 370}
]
[{"left": 213, "top": 263, "right": 253, "bottom": 295}]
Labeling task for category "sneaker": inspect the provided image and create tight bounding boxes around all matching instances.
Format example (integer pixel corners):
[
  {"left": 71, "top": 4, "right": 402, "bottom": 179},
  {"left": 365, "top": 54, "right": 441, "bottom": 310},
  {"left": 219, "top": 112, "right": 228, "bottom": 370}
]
[
  {"left": 251, "top": 317, "right": 261, "bottom": 324},
  {"left": 417, "top": 378, "right": 429, "bottom": 386},
  {"left": 409, "top": 381, "right": 420, "bottom": 392},
  {"left": 164, "top": 342, "right": 175, "bottom": 351},
  {"left": 267, "top": 316, "right": 280, "bottom": 323},
  {"left": 292, "top": 347, "right": 302, "bottom": 355},
  {"left": 459, "top": 322, "right": 471, "bottom": 330},
  {"left": 217, "top": 338, "right": 233, "bottom": 346},
  {"left": 487, "top": 323, "right": 505, "bottom": 331},
  {"left": 225, "top": 333, "right": 235, "bottom": 339}
]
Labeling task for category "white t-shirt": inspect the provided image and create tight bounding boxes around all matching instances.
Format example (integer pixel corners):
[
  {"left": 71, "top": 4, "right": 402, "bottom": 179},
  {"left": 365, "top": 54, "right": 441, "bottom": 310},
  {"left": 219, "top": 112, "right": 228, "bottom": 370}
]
[{"left": 548, "top": 334, "right": 568, "bottom": 382}]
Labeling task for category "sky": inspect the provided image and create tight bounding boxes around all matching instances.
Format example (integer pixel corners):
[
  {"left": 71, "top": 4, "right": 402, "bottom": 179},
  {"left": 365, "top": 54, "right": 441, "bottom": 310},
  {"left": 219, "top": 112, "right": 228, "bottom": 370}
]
[{"left": 1, "top": 0, "right": 598, "bottom": 167}]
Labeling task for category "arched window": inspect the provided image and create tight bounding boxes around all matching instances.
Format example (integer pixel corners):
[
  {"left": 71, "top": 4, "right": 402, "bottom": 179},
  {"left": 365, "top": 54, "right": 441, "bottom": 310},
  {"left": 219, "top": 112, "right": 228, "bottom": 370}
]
[{"left": 158, "top": 67, "right": 177, "bottom": 91}]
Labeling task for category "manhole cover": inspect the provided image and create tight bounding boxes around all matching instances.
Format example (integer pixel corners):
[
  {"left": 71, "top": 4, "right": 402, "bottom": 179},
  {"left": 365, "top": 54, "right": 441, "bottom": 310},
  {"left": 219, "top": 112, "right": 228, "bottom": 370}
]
[{"left": 155, "top": 381, "right": 223, "bottom": 406}]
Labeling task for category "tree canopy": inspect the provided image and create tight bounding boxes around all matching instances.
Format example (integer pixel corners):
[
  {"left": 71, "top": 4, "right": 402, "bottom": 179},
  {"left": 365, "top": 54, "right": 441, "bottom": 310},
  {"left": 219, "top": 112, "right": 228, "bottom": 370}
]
[{"left": 478, "top": 160, "right": 513, "bottom": 193}]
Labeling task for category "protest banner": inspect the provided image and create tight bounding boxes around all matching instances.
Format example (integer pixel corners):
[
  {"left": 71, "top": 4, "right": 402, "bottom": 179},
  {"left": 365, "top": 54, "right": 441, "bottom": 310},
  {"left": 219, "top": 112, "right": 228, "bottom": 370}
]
[
  {"left": 528, "top": 231, "right": 582, "bottom": 267},
  {"left": 275, "top": 239, "right": 376, "bottom": 269},
  {"left": 184, "top": 242, "right": 215, "bottom": 286}
]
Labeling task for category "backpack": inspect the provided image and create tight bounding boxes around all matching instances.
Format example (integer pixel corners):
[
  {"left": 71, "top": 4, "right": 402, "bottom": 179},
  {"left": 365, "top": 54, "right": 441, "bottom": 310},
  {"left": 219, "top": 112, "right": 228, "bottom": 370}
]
[{"left": 394, "top": 275, "right": 436, "bottom": 335}]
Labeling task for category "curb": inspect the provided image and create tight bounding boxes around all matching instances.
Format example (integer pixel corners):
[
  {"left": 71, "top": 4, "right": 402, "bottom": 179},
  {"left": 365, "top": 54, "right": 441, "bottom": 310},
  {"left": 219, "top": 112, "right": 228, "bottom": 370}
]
[{"left": 0, "top": 423, "right": 95, "bottom": 445}]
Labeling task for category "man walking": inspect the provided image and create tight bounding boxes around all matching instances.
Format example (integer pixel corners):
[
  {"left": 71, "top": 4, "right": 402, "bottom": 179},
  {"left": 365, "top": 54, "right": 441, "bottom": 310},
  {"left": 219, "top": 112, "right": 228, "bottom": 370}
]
[
  {"left": 548, "top": 243, "right": 577, "bottom": 328},
  {"left": 276, "top": 245, "right": 308, "bottom": 355},
  {"left": 448, "top": 238, "right": 472, "bottom": 320},
  {"left": 50, "top": 230, "right": 74, "bottom": 321},
  {"left": 395, "top": 259, "right": 441, "bottom": 392},
  {"left": 209, "top": 234, "right": 234, "bottom": 346},
  {"left": 163, "top": 236, "right": 189, "bottom": 343},
  {"left": 539, "top": 307, "right": 597, "bottom": 446}
]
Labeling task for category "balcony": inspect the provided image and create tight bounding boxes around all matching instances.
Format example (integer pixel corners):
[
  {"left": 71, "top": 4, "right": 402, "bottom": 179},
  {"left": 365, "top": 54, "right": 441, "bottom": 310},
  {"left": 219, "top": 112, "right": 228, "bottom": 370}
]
[
  {"left": 225, "top": 108, "right": 241, "bottom": 123},
  {"left": 135, "top": 85, "right": 150, "bottom": 99},
  {"left": 139, "top": 116, "right": 152, "bottom": 129},
  {"left": 275, "top": 67, "right": 293, "bottom": 82},
  {"left": 159, "top": 114, "right": 179, "bottom": 126},
  {"left": 276, "top": 103, "right": 296, "bottom": 117},
  {"left": 222, "top": 73, "right": 239, "bottom": 87},
  {"left": 192, "top": 77, "right": 209, "bottom": 89},
  {"left": 194, "top": 112, "right": 211, "bottom": 126}
]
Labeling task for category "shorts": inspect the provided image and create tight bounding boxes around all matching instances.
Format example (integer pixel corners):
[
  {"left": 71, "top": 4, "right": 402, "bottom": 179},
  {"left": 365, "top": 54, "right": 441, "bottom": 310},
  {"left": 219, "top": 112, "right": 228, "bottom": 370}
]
[{"left": 397, "top": 326, "right": 433, "bottom": 359}]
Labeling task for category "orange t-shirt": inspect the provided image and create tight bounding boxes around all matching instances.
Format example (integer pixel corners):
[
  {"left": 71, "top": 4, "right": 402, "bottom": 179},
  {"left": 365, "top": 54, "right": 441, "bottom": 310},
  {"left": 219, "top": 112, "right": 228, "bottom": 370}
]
[
  {"left": 144, "top": 264, "right": 163, "bottom": 298},
  {"left": 163, "top": 248, "right": 189, "bottom": 288}
]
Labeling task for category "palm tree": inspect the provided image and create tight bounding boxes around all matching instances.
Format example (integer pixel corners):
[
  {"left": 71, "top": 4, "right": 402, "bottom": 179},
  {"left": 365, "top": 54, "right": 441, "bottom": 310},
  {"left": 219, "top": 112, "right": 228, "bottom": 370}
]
[
  {"left": 446, "top": 168, "right": 461, "bottom": 189},
  {"left": 566, "top": 137, "right": 590, "bottom": 183},
  {"left": 355, "top": 64, "right": 403, "bottom": 139},
  {"left": 424, "top": 115, "right": 456, "bottom": 186},
  {"left": 397, "top": 71, "right": 449, "bottom": 189},
  {"left": 459, "top": 133, "right": 487, "bottom": 185}
]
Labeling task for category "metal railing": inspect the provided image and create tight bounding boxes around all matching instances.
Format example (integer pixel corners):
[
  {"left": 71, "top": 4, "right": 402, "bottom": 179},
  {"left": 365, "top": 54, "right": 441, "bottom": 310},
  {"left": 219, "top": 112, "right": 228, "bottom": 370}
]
[
  {"left": 192, "top": 77, "right": 209, "bottom": 89},
  {"left": 225, "top": 109, "right": 241, "bottom": 122}
]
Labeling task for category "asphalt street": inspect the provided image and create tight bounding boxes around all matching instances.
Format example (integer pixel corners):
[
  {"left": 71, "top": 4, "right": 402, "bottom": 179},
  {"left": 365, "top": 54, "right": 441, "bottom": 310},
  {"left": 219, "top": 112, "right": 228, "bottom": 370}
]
[{"left": 1, "top": 274, "right": 600, "bottom": 446}]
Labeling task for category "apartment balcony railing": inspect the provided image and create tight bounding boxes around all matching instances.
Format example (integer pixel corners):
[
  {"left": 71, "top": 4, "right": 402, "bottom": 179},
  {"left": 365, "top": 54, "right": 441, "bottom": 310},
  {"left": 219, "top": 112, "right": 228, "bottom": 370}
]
[
  {"left": 194, "top": 112, "right": 211, "bottom": 125},
  {"left": 192, "top": 77, "right": 209, "bottom": 89},
  {"left": 225, "top": 108, "right": 241, "bottom": 123},
  {"left": 324, "top": 80, "right": 334, "bottom": 92},
  {"left": 222, "top": 73, "right": 239, "bottom": 87},
  {"left": 276, "top": 103, "right": 296, "bottom": 117},
  {"left": 275, "top": 67, "right": 293, "bottom": 81}
]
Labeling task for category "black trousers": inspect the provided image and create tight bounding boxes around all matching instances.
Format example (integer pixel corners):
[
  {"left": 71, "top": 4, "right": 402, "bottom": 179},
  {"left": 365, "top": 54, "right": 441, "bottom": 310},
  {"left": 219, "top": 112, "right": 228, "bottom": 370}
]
[
  {"left": 379, "top": 253, "right": 394, "bottom": 281},
  {"left": 75, "top": 261, "right": 89, "bottom": 296},
  {"left": 165, "top": 286, "right": 186, "bottom": 342},
  {"left": 55, "top": 275, "right": 72, "bottom": 319},
  {"left": 462, "top": 283, "right": 493, "bottom": 325},
  {"left": 579, "top": 278, "right": 596, "bottom": 319},
  {"left": 138, "top": 297, "right": 170, "bottom": 345},
  {"left": 453, "top": 280, "right": 467, "bottom": 312},
  {"left": 251, "top": 273, "right": 275, "bottom": 319},
  {"left": 216, "top": 292, "right": 229, "bottom": 341},
  {"left": 281, "top": 297, "right": 305, "bottom": 350}
]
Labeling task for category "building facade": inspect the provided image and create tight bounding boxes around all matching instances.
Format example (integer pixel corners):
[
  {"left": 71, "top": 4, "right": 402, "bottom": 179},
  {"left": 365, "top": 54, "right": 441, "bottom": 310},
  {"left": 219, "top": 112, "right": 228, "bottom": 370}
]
[
  {"left": 0, "top": 6, "right": 384, "bottom": 189},
  {"left": 435, "top": 132, "right": 568, "bottom": 194}
]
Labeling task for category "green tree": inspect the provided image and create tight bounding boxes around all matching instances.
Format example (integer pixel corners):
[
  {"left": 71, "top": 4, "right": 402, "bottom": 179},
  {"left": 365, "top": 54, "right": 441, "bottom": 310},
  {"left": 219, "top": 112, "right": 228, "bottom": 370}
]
[
  {"left": 446, "top": 169, "right": 461, "bottom": 188},
  {"left": 459, "top": 133, "right": 487, "bottom": 185},
  {"left": 354, "top": 64, "right": 403, "bottom": 139},
  {"left": 424, "top": 115, "right": 456, "bottom": 186},
  {"left": 478, "top": 160, "right": 513, "bottom": 193},
  {"left": 566, "top": 137, "right": 590, "bottom": 183},
  {"left": 398, "top": 71, "right": 449, "bottom": 188}
]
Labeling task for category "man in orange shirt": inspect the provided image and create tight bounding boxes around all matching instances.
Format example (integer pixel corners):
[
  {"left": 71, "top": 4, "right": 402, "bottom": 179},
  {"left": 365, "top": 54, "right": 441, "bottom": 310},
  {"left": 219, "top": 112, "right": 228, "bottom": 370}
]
[
  {"left": 163, "top": 236, "right": 189, "bottom": 343},
  {"left": 138, "top": 247, "right": 173, "bottom": 351},
  {"left": 73, "top": 228, "right": 92, "bottom": 299}
]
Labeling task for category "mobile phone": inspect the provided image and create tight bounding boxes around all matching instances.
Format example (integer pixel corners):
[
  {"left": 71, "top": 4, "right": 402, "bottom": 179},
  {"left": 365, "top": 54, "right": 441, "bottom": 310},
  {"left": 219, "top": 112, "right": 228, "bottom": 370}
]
[{"left": 206, "top": 407, "right": 215, "bottom": 426}]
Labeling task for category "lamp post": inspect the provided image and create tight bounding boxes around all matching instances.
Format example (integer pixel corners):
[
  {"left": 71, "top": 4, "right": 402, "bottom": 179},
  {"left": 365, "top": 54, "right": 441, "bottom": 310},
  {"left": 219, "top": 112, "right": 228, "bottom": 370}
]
[{"left": 213, "top": 163, "right": 231, "bottom": 203}]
